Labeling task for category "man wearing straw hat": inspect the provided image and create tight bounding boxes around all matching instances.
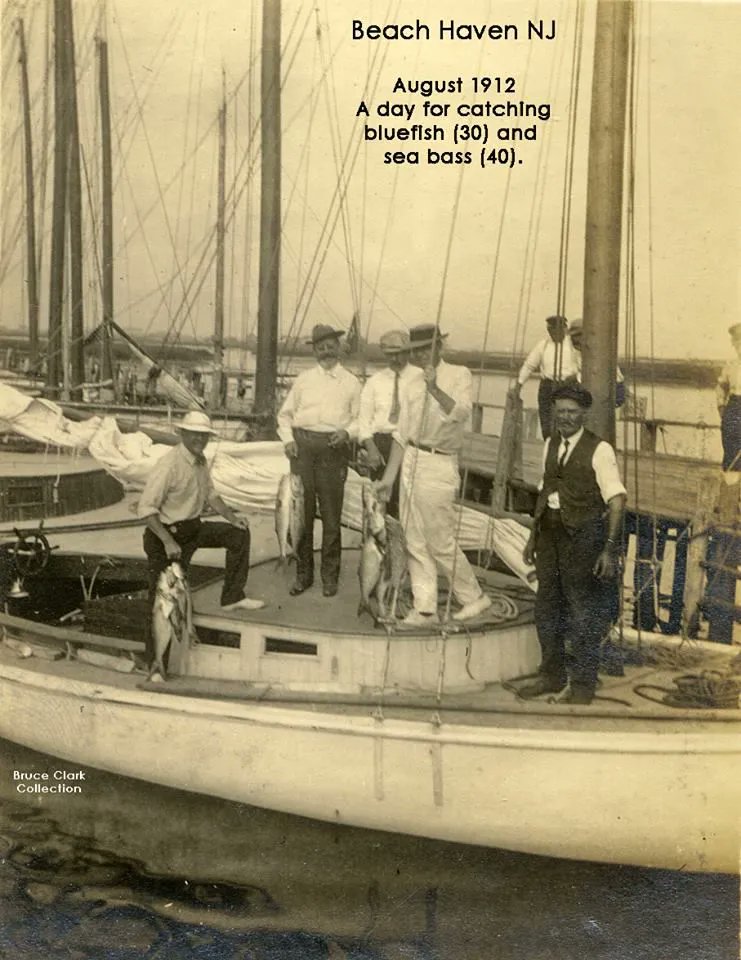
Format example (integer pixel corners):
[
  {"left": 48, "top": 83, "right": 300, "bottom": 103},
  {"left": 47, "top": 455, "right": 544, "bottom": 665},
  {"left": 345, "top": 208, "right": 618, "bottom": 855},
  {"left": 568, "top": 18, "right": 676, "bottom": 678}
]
[
  {"left": 357, "top": 329, "right": 421, "bottom": 518},
  {"left": 375, "top": 323, "right": 492, "bottom": 625},
  {"left": 138, "top": 410, "right": 265, "bottom": 665},
  {"left": 277, "top": 324, "right": 361, "bottom": 597}
]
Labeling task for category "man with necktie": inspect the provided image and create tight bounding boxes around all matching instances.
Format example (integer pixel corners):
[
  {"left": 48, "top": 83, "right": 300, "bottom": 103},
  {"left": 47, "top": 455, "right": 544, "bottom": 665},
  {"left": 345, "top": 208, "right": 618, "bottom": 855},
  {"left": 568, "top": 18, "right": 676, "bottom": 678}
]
[
  {"left": 357, "top": 329, "right": 420, "bottom": 518},
  {"left": 138, "top": 410, "right": 264, "bottom": 672},
  {"left": 277, "top": 324, "right": 361, "bottom": 597},
  {"left": 375, "top": 324, "right": 492, "bottom": 625},
  {"left": 521, "top": 383, "right": 626, "bottom": 704}
]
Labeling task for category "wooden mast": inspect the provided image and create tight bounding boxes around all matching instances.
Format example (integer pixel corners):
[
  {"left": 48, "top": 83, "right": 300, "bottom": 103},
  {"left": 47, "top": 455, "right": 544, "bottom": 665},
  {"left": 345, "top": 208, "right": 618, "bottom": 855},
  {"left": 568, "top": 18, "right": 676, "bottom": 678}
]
[
  {"left": 97, "top": 29, "right": 116, "bottom": 396},
  {"left": 17, "top": 18, "right": 40, "bottom": 367},
  {"left": 581, "top": 1, "right": 632, "bottom": 444},
  {"left": 211, "top": 72, "right": 227, "bottom": 410},
  {"left": 254, "top": 0, "right": 281, "bottom": 419}
]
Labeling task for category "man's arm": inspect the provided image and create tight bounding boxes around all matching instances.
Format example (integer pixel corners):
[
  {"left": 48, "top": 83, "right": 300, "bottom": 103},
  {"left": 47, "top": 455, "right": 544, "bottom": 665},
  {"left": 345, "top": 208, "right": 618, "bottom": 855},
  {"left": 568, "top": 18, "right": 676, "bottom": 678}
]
[
  {"left": 208, "top": 492, "right": 248, "bottom": 530},
  {"left": 277, "top": 381, "right": 299, "bottom": 457},
  {"left": 145, "top": 514, "right": 182, "bottom": 560},
  {"left": 375, "top": 439, "right": 404, "bottom": 502},
  {"left": 424, "top": 364, "right": 472, "bottom": 421},
  {"left": 593, "top": 493, "right": 626, "bottom": 580},
  {"left": 512, "top": 341, "right": 544, "bottom": 393}
]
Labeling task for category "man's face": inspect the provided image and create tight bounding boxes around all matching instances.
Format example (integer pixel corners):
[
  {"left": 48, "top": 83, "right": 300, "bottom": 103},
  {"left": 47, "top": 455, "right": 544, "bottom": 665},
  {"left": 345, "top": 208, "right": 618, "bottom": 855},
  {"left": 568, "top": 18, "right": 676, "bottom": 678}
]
[
  {"left": 548, "top": 321, "right": 567, "bottom": 344},
  {"left": 180, "top": 429, "right": 210, "bottom": 457},
  {"left": 313, "top": 336, "right": 341, "bottom": 367},
  {"left": 408, "top": 339, "right": 440, "bottom": 368},
  {"left": 553, "top": 398, "right": 587, "bottom": 438},
  {"left": 384, "top": 350, "right": 408, "bottom": 372},
  {"left": 570, "top": 331, "right": 582, "bottom": 352}
]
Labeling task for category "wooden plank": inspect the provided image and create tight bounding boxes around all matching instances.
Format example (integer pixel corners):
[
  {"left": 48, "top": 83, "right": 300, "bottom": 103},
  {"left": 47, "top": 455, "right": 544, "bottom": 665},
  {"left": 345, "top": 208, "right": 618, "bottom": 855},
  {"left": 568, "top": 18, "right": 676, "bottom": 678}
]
[{"left": 0, "top": 611, "right": 144, "bottom": 652}]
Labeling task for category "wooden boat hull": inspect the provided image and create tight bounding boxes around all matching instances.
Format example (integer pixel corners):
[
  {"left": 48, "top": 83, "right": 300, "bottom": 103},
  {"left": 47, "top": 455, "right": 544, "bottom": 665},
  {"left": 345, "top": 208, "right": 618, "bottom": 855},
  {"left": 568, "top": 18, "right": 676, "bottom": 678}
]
[{"left": 1, "top": 650, "right": 738, "bottom": 874}]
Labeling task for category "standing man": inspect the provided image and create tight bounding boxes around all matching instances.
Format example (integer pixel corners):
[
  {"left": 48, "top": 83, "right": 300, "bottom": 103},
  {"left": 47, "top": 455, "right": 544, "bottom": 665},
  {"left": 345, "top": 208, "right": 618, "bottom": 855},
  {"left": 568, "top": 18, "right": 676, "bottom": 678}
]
[
  {"left": 521, "top": 383, "right": 626, "bottom": 705},
  {"left": 357, "top": 329, "right": 421, "bottom": 518},
  {"left": 277, "top": 324, "right": 361, "bottom": 597},
  {"left": 511, "top": 315, "right": 579, "bottom": 438},
  {"left": 376, "top": 324, "right": 492, "bottom": 625},
  {"left": 716, "top": 322, "right": 741, "bottom": 471},
  {"left": 138, "top": 410, "right": 265, "bottom": 669},
  {"left": 569, "top": 319, "right": 626, "bottom": 408}
]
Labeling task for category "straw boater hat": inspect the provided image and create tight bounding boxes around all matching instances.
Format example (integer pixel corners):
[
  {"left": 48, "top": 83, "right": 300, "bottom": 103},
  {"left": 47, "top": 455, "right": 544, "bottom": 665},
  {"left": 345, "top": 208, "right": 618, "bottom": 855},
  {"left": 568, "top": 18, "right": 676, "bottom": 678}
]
[
  {"left": 569, "top": 319, "right": 583, "bottom": 334},
  {"left": 177, "top": 410, "right": 217, "bottom": 434},
  {"left": 306, "top": 324, "right": 344, "bottom": 345},
  {"left": 379, "top": 329, "right": 410, "bottom": 354},
  {"left": 551, "top": 382, "right": 593, "bottom": 408},
  {"left": 408, "top": 324, "right": 449, "bottom": 349}
]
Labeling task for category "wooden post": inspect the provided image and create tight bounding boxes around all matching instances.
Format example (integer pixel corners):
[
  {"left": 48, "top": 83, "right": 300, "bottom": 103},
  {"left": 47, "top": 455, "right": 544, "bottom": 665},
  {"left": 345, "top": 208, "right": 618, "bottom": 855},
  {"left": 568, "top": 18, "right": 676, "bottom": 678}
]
[
  {"left": 682, "top": 479, "right": 717, "bottom": 637},
  {"left": 491, "top": 390, "right": 523, "bottom": 513}
]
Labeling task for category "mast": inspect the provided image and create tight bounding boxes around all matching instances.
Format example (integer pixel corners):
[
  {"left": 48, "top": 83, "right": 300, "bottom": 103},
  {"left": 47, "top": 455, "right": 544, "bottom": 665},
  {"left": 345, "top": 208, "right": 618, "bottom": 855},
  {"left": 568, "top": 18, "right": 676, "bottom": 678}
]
[
  {"left": 62, "top": 0, "right": 85, "bottom": 402},
  {"left": 581, "top": 1, "right": 632, "bottom": 444},
  {"left": 47, "top": 0, "right": 69, "bottom": 396},
  {"left": 254, "top": 0, "right": 281, "bottom": 417},
  {"left": 97, "top": 31, "right": 116, "bottom": 395},
  {"left": 17, "top": 18, "right": 40, "bottom": 366},
  {"left": 211, "top": 72, "right": 227, "bottom": 410}
]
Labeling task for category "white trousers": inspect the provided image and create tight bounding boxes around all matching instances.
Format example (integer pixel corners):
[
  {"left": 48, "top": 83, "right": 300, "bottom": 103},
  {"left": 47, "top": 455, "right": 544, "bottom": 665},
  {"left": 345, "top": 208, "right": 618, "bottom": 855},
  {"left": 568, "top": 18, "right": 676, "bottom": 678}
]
[{"left": 400, "top": 447, "right": 483, "bottom": 613}]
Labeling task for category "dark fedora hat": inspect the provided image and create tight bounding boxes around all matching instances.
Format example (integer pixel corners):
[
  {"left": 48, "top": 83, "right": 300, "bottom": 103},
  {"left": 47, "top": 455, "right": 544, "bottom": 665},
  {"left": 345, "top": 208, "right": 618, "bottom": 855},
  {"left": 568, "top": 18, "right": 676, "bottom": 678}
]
[
  {"left": 546, "top": 314, "right": 569, "bottom": 327},
  {"left": 551, "top": 382, "right": 593, "bottom": 408},
  {"left": 408, "top": 324, "right": 448, "bottom": 349},
  {"left": 306, "top": 324, "right": 345, "bottom": 345}
]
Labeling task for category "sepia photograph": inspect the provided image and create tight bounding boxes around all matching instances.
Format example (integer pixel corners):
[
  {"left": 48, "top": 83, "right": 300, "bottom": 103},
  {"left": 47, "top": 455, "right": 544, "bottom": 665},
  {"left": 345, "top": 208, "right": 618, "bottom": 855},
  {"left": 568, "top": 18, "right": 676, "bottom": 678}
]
[{"left": 0, "top": 0, "right": 739, "bottom": 957}]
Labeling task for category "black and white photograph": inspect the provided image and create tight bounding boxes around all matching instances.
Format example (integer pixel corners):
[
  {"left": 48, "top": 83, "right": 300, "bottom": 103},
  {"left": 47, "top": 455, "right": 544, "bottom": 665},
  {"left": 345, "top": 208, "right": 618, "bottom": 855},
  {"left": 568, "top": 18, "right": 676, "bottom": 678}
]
[{"left": 0, "top": 1, "right": 739, "bottom": 957}]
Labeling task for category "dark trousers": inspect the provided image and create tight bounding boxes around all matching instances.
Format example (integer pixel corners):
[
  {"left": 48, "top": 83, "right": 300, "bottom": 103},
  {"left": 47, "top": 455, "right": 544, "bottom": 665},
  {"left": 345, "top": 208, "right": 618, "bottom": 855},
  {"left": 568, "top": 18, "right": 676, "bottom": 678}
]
[
  {"left": 293, "top": 429, "right": 349, "bottom": 589},
  {"left": 534, "top": 510, "right": 615, "bottom": 693},
  {"left": 369, "top": 432, "right": 400, "bottom": 519},
  {"left": 143, "top": 518, "right": 251, "bottom": 662},
  {"left": 721, "top": 396, "right": 741, "bottom": 471},
  {"left": 537, "top": 377, "right": 577, "bottom": 439}
]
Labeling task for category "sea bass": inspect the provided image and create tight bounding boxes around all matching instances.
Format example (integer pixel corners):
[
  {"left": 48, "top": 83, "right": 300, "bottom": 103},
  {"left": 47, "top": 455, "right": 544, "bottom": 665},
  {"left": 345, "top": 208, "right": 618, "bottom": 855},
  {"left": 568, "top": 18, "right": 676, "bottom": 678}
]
[
  {"left": 151, "top": 561, "right": 191, "bottom": 680},
  {"left": 357, "top": 481, "right": 388, "bottom": 619},
  {"left": 275, "top": 473, "right": 305, "bottom": 565}
]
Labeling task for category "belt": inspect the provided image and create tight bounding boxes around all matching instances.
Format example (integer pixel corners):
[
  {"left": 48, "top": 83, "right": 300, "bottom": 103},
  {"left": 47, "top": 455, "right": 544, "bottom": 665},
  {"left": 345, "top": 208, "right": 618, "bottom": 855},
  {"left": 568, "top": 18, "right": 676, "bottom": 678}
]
[
  {"left": 409, "top": 440, "right": 454, "bottom": 455},
  {"left": 294, "top": 428, "right": 337, "bottom": 440}
]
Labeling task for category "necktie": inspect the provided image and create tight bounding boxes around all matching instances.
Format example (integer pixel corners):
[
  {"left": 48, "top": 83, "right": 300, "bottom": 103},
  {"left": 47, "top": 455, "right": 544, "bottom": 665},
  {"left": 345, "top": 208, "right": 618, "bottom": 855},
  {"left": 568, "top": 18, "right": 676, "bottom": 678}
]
[
  {"left": 389, "top": 371, "right": 400, "bottom": 424},
  {"left": 194, "top": 453, "right": 207, "bottom": 467},
  {"left": 558, "top": 439, "right": 570, "bottom": 468}
]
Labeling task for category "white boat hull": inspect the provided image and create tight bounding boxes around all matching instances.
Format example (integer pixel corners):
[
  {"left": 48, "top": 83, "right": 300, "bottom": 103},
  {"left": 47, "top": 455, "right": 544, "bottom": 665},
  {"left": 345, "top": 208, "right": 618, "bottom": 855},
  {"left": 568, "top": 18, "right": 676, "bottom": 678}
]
[{"left": 1, "top": 657, "right": 738, "bottom": 874}]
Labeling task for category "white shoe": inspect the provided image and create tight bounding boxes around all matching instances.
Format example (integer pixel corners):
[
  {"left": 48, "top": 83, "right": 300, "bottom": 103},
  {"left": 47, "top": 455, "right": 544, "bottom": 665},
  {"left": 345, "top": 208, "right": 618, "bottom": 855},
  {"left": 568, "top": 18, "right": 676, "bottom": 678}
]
[
  {"left": 222, "top": 596, "right": 266, "bottom": 611},
  {"left": 401, "top": 609, "right": 439, "bottom": 627},
  {"left": 452, "top": 595, "right": 492, "bottom": 622}
]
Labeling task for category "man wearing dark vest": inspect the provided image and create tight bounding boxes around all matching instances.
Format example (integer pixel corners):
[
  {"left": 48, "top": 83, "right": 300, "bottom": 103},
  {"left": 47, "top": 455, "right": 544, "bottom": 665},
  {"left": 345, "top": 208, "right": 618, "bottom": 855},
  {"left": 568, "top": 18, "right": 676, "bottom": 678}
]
[{"left": 521, "top": 383, "right": 626, "bottom": 704}]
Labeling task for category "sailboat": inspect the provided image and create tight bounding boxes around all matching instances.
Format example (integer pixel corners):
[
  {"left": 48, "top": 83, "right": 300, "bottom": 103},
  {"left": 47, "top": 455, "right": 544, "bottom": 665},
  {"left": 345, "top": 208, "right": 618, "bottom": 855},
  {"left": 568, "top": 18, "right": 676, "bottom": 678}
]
[{"left": 0, "top": 1, "right": 739, "bottom": 875}]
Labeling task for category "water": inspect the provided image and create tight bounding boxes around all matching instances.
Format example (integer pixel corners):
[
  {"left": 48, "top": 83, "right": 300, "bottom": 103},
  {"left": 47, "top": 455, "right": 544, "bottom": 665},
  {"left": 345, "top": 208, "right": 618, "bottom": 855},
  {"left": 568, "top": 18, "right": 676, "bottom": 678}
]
[{"left": 0, "top": 738, "right": 737, "bottom": 959}]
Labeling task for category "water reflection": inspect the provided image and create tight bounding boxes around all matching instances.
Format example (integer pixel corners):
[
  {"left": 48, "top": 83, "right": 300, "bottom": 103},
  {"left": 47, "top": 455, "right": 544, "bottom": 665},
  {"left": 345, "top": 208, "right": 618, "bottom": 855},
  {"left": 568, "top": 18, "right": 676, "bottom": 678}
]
[{"left": 0, "top": 737, "right": 737, "bottom": 959}]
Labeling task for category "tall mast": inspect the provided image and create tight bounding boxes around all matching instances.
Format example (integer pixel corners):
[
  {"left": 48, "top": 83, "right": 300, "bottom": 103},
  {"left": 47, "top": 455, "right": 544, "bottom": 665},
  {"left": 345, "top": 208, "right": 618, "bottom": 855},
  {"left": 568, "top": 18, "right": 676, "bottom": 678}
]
[
  {"left": 17, "top": 18, "right": 40, "bottom": 366},
  {"left": 62, "top": 0, "right": 85, "bottom": 402},
  {"left": 47, "top": 0, "right": 69, "bottom": 396},
  {"left": 254, "top": 0, "right": 281, "bottom": 418},
  {"left": 97, "top": 29, "right": 116, "bottom": 395},
  {"left": 211, "top": 71, "right": 227, "bottom": 410},
  {"left": 581, "top": 1, "right": 632, "bottom": 444}
]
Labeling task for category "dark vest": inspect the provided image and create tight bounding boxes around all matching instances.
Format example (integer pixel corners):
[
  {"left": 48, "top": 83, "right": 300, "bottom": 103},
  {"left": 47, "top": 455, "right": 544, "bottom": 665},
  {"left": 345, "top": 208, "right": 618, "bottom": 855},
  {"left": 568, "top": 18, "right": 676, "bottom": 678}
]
[{"left": 535, "top": 429, "right": 606, "bottom": 531}]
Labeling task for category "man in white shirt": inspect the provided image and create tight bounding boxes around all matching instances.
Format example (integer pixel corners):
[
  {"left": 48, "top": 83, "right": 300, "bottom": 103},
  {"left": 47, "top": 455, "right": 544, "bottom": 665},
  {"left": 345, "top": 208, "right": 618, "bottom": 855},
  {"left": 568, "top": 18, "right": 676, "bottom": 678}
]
[
  {"left": 511, "top": 315, "right": 579, "bottom": 438},
  {"left": 716, "top": 322, "right": 741, "bottom": 471},
  {"left": 358, "top": 329, "right": 421, "bottom": 518},
  {"left": 376, "top": 324, "right": 492, "bottom": 625},
  {"left": 521, "top": 383, "right": 626, "bottom": 704},
  {"left": 277, "top": 324, "right": 361, "bottom": 597}
]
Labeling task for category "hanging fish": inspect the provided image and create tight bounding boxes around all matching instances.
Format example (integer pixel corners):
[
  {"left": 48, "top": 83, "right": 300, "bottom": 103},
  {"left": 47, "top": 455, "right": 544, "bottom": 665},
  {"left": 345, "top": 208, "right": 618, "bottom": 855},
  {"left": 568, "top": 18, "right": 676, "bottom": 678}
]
[
  {"left": 150, "top": 561, "right": 191, "bottom": 680},
  {"left": 376, "top": 515, "right": 408, "bottom": 621},
  {"left": 357, "top": 481, "right": 389, "bottom": 620},
  {"left": 275, "top": 473, "right": 306, "bottom": 566}
]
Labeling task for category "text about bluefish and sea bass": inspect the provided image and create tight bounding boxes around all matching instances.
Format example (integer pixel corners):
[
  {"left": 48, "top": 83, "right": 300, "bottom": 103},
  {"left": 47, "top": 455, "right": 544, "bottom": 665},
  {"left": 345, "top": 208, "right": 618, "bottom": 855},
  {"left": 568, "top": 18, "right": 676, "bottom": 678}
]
[{"left": 351, "top": 18, "right": 557, "bottom": 169}]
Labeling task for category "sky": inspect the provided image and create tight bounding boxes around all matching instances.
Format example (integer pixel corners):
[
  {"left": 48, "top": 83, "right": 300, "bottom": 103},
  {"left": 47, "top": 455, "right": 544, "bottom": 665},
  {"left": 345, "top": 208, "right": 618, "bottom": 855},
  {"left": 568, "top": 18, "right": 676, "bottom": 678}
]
[{"left": 1, "top": 0, "right": 740, "bottom": 362}]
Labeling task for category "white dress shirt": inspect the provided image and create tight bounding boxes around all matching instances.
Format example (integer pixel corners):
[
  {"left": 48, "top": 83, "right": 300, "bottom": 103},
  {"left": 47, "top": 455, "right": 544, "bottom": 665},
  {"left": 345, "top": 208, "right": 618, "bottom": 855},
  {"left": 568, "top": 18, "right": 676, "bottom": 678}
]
[
  {"left": 518, "top": 337, "right": 579, "bottom": 385},
  {"left": 357, "top": 364, "right": 423, "bottom": 442},
  {"left": 393, "top": 359, "right": 472, "bottom": 453},
  {"left": 277, "top": 362, "right": 361, "bottom": 444},
  {"left": 716, "top": 358, "right": 741, "bottom": 407},
  {"left": 540, "top": 427, "right": 627, "bottom": 509},
  {"left": 137, "top": 444, "right": 212, "bottom": 524}
]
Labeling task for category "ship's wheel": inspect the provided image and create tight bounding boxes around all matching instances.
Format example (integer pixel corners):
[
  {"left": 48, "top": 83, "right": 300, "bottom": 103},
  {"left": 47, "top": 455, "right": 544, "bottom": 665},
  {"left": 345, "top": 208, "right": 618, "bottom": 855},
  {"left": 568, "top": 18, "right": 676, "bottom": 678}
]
[{"left": 12, "top": 529, "right": 51, "bottom": 577}]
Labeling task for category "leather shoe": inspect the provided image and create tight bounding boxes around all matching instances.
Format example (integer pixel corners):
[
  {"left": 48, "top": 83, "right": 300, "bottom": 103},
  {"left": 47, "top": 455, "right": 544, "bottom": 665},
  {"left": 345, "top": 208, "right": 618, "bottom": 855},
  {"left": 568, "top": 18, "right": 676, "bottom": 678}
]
[
  {"left": 561, "top": 688, "right": 594, "bottom": 705},
  {"left": 322, "top": 584, "right": 338, "bottom": 597},
  {"left": 517, "top": 676, "right": 566, "bottom": 699},
  {"left": 289, "top": 581, "right": 312, "bottom": 596}
]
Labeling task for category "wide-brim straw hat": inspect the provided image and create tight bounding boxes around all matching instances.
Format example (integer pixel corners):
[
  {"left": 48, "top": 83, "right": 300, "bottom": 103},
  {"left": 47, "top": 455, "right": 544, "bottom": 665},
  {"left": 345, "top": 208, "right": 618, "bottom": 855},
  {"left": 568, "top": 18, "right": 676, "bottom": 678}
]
[
  {"left": 306, "top": 324, "right": 345, "bottom": 345},
  {"left": 379, "top": 329, "right": 410, "bottom": 354},
  {"left": 177, "top": 410, "right": 217, "bottom": 434}
]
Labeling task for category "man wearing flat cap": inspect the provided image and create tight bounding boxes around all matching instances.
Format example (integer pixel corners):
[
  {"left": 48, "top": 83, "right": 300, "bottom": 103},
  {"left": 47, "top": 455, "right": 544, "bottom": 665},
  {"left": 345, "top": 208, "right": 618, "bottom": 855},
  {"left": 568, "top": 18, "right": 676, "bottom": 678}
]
[
  {"left": 277, "top": 324, "right": 361, "bottom": 597},
  {"left": 357, "top": 329, "right": 421, "bottom": 518},
  {"left": 716, "top": 323, "right": 741, "bottom": 471},
  {"left": 376, "top": 323, "right": 493, "bottom": 625},
  {"left": 138, "top": 410, "right": 264, "bottom": 675},
  {"left": 520, "top": 383, "right": 626, "bottom": 705},
  {"left": 511, "top": 314, "right": 579, "bottom": 438}
]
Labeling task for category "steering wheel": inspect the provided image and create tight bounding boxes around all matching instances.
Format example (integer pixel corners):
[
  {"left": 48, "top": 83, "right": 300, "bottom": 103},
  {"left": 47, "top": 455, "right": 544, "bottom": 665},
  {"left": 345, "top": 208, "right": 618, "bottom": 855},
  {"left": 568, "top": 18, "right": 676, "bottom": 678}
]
[{"left": 12, "top": 529, "right": 52, "bottom": 577}]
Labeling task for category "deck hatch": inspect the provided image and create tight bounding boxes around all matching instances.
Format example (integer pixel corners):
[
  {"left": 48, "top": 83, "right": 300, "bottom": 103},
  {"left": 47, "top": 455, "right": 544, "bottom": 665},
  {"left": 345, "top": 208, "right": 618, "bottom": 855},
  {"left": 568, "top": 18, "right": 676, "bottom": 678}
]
[
  {"left": 195, "top": 626, "right": 240, "bottom": 648},
  {"left": 264, "top": 637, "right": 318, "bottom": 657}
]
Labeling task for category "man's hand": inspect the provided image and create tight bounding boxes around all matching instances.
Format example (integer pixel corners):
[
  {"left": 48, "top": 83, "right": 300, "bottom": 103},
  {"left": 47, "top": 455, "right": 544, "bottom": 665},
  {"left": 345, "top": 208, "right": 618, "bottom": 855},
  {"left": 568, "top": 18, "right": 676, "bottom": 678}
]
[
  {"left": 364, "top": 441, "right": 383, "bottom": 470},
  {"left": 509, "top": 382, "right": 522, "bottom": 397},
  {"left": 228, "top": 513, "right": 248, "bottom": 530},
  {"left": 374, "top": 479, "right": 392, "bottom": 503},
  {"left": 327, "top": 428, "right": 349, "bottom": 448},
  {"left": 164, "top": 536, "right": 181, "bottom": 561},
  {"left": 285, "top": 441, "right": 298, "bottom": 458},
  {"left": 523, "top": 533, "right": 537, "bottom": 566},
  {"left": 593, "top": 545, "right": 619, "bottom": 580}
]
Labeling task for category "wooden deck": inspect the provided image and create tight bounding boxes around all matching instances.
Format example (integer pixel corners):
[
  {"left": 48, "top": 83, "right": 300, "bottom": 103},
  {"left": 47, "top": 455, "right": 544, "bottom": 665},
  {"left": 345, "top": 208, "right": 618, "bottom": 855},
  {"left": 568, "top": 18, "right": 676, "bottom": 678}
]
[{"left": 461, "top": 432, "right": 721, "bottom": 522}]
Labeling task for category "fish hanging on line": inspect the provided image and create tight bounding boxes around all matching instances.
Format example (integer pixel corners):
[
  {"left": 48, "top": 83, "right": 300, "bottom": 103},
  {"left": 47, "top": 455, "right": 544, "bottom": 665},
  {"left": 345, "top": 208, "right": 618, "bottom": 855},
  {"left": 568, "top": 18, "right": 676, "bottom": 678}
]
[
  {"left": 150, "top": 561, "right": 192, "bottom": 681},
  {"left": 358, "top": 482, "right": 409, "bottom": 622},
  {"left": 275, "top": 473, "right": 305, "bottom": 566}
]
